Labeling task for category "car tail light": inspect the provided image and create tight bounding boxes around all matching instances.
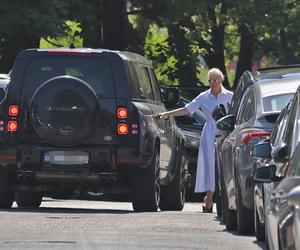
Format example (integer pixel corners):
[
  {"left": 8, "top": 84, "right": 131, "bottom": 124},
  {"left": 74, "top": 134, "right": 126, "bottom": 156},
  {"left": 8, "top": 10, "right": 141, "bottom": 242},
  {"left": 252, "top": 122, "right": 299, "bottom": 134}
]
[
  {"left": 242, "top": 130, "right": 271, "bottom": 145},
  {"left": 7, "top": 121, "right": 17, "bottom": 132},
  {"left": 118, "top": 124, "right": 128, "bottom": 135},
  {"left": 8, "top": 105, "right": 19, "bottom": 116},
  {"left": 117, "top": 108, "right": 128, "bottom": 119}
]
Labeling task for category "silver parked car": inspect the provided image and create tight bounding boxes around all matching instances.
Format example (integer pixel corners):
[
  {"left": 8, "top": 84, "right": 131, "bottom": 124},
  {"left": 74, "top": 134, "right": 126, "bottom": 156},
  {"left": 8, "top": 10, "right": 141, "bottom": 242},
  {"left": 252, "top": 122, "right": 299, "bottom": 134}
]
[
  {"left": 253, "top": 85, "right": 300, "bottom": 250},
  {"left": 217, "top": 66, "right": 300, "bottom": 235}
]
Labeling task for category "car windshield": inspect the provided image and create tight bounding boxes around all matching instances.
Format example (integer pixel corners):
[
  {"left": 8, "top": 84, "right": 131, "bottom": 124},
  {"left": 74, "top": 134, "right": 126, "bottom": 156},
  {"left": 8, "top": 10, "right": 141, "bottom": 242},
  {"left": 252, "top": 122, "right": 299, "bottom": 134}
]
[
  {"left": 263, "top": 93, "right": 294, "bottom": 112},
  {"left": 22, "top": 56, "right": 115, "bottom": 97}
]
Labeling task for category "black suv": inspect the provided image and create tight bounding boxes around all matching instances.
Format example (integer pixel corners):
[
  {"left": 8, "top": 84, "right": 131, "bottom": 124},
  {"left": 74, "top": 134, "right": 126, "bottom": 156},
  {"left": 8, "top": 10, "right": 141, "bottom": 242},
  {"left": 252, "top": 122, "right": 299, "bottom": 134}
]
[{"left": 0, "top": 48, "right": 186, "bottom": 212}]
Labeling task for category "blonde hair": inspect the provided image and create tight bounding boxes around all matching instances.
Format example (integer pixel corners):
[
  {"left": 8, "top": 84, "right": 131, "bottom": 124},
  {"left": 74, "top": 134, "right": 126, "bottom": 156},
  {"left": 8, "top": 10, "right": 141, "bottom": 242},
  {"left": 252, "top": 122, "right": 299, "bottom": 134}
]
[{"left": 208, "top": 68, "right": 224, "bottom": 81}]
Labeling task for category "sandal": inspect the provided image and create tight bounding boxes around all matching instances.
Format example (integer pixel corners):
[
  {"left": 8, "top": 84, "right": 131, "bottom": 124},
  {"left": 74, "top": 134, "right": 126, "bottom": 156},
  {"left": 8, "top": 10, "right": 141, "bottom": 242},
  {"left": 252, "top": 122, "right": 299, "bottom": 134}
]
[{"left": 202, "top": 205, "right": 213, "bottom": 213}]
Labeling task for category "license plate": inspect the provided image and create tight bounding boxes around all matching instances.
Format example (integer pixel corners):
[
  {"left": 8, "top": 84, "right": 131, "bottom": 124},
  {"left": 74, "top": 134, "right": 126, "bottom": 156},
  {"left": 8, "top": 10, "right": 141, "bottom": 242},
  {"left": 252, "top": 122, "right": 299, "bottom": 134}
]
[{"left": 44, "top": 151, "right": 89, "bottom": 165}]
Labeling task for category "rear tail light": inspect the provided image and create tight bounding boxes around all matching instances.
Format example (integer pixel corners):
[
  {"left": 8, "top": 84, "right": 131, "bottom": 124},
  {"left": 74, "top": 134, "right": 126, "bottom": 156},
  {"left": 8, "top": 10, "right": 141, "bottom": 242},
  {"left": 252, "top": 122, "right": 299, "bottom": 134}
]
[
  {"left": 118, "top": 124, "right": 128, "bottom": 135},
  {"left": 8, "top": 105, "right": 19, "bottom": 116},
  {"left": 117, "top": 108, "right": 128, "bottom": 119},
  {"left": 7, "top": 121, "right": 17, "bottom": 132},
  {"left": 242, "top": 130, "right": 271, "bottom": 145}
]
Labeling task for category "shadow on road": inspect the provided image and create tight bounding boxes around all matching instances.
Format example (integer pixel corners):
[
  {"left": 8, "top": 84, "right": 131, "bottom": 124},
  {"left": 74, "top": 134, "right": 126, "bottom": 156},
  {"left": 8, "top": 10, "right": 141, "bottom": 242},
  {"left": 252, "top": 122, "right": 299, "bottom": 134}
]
[{"left": 213, "top": 216, "right": 267, "bottom": 250}]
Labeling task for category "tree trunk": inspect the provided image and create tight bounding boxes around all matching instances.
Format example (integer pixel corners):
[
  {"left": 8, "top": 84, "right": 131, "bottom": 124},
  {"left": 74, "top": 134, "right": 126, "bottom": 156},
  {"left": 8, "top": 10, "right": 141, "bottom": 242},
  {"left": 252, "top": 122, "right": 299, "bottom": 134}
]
[
  {"left": 103, "top": 0, "right": 126, "bottom": 50},
  {"left": 202, "top": 5, "right": 229, "bottom": 88},
  {"left": 279, "top": 29, "right": 295, "bottom": 64},
  {"left": 81, "top": 19, "right": 102, "bottom": 48},
  {"left": 233, "top": 23, "right": 254, "bottom": 88}
]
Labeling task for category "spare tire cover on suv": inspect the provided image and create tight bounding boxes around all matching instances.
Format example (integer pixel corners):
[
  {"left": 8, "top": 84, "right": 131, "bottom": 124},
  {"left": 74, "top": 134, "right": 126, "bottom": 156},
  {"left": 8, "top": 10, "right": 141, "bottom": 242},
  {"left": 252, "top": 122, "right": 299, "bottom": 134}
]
[{"left": 30, "top": 76, "right": 99, "bottom": 146}]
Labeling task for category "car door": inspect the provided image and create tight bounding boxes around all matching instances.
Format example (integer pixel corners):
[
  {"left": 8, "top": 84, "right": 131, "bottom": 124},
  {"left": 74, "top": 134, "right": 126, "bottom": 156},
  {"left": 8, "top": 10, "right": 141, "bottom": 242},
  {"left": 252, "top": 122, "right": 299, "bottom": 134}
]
[{"left": 137, "top": 65, "right": 173, "bottom": 177}]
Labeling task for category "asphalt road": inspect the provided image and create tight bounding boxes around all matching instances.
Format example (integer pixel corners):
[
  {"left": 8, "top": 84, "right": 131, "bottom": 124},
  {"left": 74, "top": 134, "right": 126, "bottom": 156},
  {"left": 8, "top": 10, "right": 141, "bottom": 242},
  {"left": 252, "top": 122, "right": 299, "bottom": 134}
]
[{"left": 0, "top": 199, "right": 266, "bottom": 250}]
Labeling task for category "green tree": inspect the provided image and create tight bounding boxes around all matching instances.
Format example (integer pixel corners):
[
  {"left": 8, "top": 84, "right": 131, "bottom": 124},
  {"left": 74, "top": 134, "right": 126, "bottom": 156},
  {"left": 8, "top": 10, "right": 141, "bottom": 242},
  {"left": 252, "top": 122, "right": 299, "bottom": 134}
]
[{"left": 0, "top": 0, "right": 71, "bottom": 72}]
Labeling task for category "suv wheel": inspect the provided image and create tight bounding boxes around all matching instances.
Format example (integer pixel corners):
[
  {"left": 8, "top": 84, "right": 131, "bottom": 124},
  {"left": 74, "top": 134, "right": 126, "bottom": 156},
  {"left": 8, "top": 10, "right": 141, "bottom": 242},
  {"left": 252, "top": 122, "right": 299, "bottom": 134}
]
[
  {"left": 236, "top": 180, "right": 254, "bottom": 235},
  {"left": 15, "top": 191, "right": 42, "bottom": 208},
  {"left": 132, "top": 149, "right": 160, "bottom": 212},
  {"left": 159, "top": 152, "right": 186, "bottom": 211},
  {"left": 0, "top": 170, "right": 14, "bottom": 208}
]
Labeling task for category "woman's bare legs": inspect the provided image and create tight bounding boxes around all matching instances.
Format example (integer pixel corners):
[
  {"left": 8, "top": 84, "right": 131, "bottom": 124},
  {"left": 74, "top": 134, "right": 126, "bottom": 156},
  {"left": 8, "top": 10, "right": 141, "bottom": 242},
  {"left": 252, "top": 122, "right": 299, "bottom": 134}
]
[{"left": 203, "top": 190, "right": 214, "bottom": 208}]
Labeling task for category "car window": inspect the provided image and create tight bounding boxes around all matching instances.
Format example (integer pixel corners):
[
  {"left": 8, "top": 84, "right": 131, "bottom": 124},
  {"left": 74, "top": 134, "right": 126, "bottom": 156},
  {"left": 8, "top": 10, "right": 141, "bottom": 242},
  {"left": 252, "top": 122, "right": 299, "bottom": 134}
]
[
  {"left": 125, "top": 62, "right": 141, "bottom": 99},
  {"left": 22, "top": 56, "right": 115, "bottom": 97},
  {"left": 270, "top": 105, "right": 290, "bottom": 146},
  {"left": 229, "top": 77, "right": 244, "bottom": 115},
  {"left": 137, "top": 66, "right": 154, "bottom": 100},
  {"left": 284, "top": 94, "right": 299, "bottom": 156},
  {"left": 148, "top": 68, "right": 162, "bottom": 102},
  {"left": 290, "top": 95, "right": 300, "bottom": 155},
  {"left": 263, "top": 93, "right": 294, "bottom": 112},
  {"left": 236, "top": 90, "right": 255, "bottom": 124}
]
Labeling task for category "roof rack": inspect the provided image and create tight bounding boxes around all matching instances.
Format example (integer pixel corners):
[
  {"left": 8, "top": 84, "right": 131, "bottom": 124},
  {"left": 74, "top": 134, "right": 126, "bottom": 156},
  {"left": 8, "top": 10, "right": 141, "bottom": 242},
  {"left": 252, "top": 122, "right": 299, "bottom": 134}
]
[{"left": 257, "top": 64, "right": 300, "bottom": 71}]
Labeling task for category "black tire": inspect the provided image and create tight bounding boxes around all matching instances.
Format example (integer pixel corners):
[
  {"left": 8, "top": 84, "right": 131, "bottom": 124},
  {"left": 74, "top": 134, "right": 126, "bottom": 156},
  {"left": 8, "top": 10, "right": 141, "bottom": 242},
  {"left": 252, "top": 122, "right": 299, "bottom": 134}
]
[
  {"left": 222, "top": 176, "right": 237, "bottom": 230},
  {"left": 215, "top": 162, "right": 222, "bottom": 218},
  {"left": 254, "top": 189, "right": 265, "bottom": 241},
  {"left": 236, "top": 180, "right": 254, "bottom": 235},
  {"left": 132, "top": 149, "right": 160, "bottom": 212},
  {"left": 15, "top": 191, "right": 42, "bottom": 208},
  {"left": 0, "top": 170, "right": 14, "bottom": 208},
  {"left": 159, "top": 153, "right": 186, "bottom": 211}
]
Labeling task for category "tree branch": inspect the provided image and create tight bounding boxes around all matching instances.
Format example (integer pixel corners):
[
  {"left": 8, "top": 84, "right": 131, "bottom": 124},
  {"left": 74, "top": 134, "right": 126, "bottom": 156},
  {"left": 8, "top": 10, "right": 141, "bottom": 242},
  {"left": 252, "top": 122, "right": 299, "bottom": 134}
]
[{"left": 41, "top": 37, "right": 64, "bottom": 48}]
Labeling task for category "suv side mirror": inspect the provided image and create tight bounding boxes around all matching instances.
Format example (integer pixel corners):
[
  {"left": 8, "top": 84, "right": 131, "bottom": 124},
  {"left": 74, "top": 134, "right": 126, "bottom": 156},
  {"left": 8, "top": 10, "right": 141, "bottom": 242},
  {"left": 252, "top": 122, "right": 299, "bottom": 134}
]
[
  {"left": 253, "top": 165, "right": 280, "bottom": 183},
  {"left": 271, "top": 143, "right": 288, "bottom": 163},
  {"left": 161, "top": 87, "right": 179, "bottom": 108},
  {"left": 252, "top": 142, "right": 271, "bottom": 158},
  {"left": 216, "top": 115, "right": 235, "bottom": 132}
]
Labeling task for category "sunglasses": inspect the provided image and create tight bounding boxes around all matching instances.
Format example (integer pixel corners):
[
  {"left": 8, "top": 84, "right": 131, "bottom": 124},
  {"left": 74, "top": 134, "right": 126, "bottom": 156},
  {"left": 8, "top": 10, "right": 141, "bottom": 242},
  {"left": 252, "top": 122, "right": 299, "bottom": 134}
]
[{"left": 208, "top": 78, "right": 219, "bottom": 83}]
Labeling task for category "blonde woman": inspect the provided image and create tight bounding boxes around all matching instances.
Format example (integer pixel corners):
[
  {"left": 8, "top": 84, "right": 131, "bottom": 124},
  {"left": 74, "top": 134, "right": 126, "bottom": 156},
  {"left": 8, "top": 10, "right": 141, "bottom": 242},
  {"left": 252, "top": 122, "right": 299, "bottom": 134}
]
[{"left": 158, "top": 68, "right": 233, "bottom": 212}]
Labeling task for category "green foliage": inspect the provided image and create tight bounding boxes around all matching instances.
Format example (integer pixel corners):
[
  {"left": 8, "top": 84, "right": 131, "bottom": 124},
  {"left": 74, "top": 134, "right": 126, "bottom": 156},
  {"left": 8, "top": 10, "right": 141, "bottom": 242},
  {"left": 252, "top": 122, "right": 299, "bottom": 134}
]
[
  {"left": 40, "top": 21, "right": 82, "bottom": 48},
  {"left": 145, "top": 25, "right": 178, "bottom": 85}
]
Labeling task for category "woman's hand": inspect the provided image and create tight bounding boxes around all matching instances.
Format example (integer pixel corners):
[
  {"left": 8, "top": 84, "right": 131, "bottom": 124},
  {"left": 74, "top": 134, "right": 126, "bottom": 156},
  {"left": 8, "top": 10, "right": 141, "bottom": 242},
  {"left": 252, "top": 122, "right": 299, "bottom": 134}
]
[{"left": 157, "top": 112, "right": 169, "bottom": 120}]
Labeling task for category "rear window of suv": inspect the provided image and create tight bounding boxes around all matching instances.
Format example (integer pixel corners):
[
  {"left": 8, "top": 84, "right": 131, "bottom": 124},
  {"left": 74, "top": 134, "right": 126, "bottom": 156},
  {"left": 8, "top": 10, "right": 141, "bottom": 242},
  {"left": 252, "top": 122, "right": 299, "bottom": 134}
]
[{"left": 22, "top": 56, "right": 115, "bottom": 97}]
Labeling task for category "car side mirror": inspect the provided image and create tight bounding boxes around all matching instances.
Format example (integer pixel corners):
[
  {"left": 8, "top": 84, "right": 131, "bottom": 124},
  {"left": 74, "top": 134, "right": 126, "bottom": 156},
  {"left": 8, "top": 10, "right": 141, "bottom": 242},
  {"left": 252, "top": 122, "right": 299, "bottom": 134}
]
[
  {"left": 271, "top": 143, "right": 288, "bottom": 163},
  {"left": 216, "top": 115, "right": 235, "bottom": 132},
  {"left": 251, "top": 142, "right": 271, "bottom": 158},
  {"left": 161, "top": 87, "right": 179, "bottom": 108},
  {"left": 253, "top": 165, "right": 280, "bottom": 183}
]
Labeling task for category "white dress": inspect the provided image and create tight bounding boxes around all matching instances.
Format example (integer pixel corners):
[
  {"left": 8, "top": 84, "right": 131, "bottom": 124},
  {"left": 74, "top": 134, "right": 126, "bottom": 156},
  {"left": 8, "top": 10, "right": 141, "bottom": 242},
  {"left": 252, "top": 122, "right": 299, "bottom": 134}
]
[{"left": 185, "top": 86, "right": 233, "bottom": 193}]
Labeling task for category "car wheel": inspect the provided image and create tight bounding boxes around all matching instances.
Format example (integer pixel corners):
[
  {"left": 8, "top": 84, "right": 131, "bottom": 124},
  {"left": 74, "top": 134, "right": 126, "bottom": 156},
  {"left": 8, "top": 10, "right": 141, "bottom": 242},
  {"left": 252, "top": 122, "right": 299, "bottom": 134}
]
[
  {"left": 159, "top": 151, "right": 186, "bottom": 211},
  {"left": 0, "top": 170, "right": 14, "bottom": 208},
  {"left": 222, "top": 176, "right": 237, "bottom": 230},
  {"left": 254, "top": 198, "right": 265, "bottom": 241},
  {"left": 15, "top": 191, "right": 42, "bottom": 208},
  {"left": 236, "top": 180, "right": 254, "bottom": 235},
  {"left": 132, "top": 149, "right": 160, "bottom": 212},
  {"left": 215, "top": 163, "right": 222, "bottom": 218}
]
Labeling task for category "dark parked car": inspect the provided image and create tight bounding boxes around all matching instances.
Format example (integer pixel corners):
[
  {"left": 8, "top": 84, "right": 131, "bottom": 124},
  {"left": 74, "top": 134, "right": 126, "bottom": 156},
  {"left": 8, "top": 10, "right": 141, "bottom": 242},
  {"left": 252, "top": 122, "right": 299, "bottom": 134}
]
[
  {"left": 0, "top": 48, "right": 186, "bottom": 212},
  {"left": 159, "top": 85, "right": 208, "bottom": 199},
  {"left": 216, "top": 66, "right": 300, "bottom": 234},
  {"left": 174, "top": 95, "right": 206, "bottom": 199},
  {"left": 252, "top": 85, "right": 300, "bottom": 249}
]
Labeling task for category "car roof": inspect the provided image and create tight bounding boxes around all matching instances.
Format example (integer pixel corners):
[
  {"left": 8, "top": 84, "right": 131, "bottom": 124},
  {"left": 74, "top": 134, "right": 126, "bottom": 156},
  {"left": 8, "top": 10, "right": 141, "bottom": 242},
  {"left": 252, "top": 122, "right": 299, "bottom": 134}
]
[
  {"left": 18, "top": 48, "right": 152, "bottom": 65},
  {"left": 252, "top": 65, "right": 300, "bottom": 82},
  {"left": 254, "top": 78, "right": 300, "bottom": 97}
]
